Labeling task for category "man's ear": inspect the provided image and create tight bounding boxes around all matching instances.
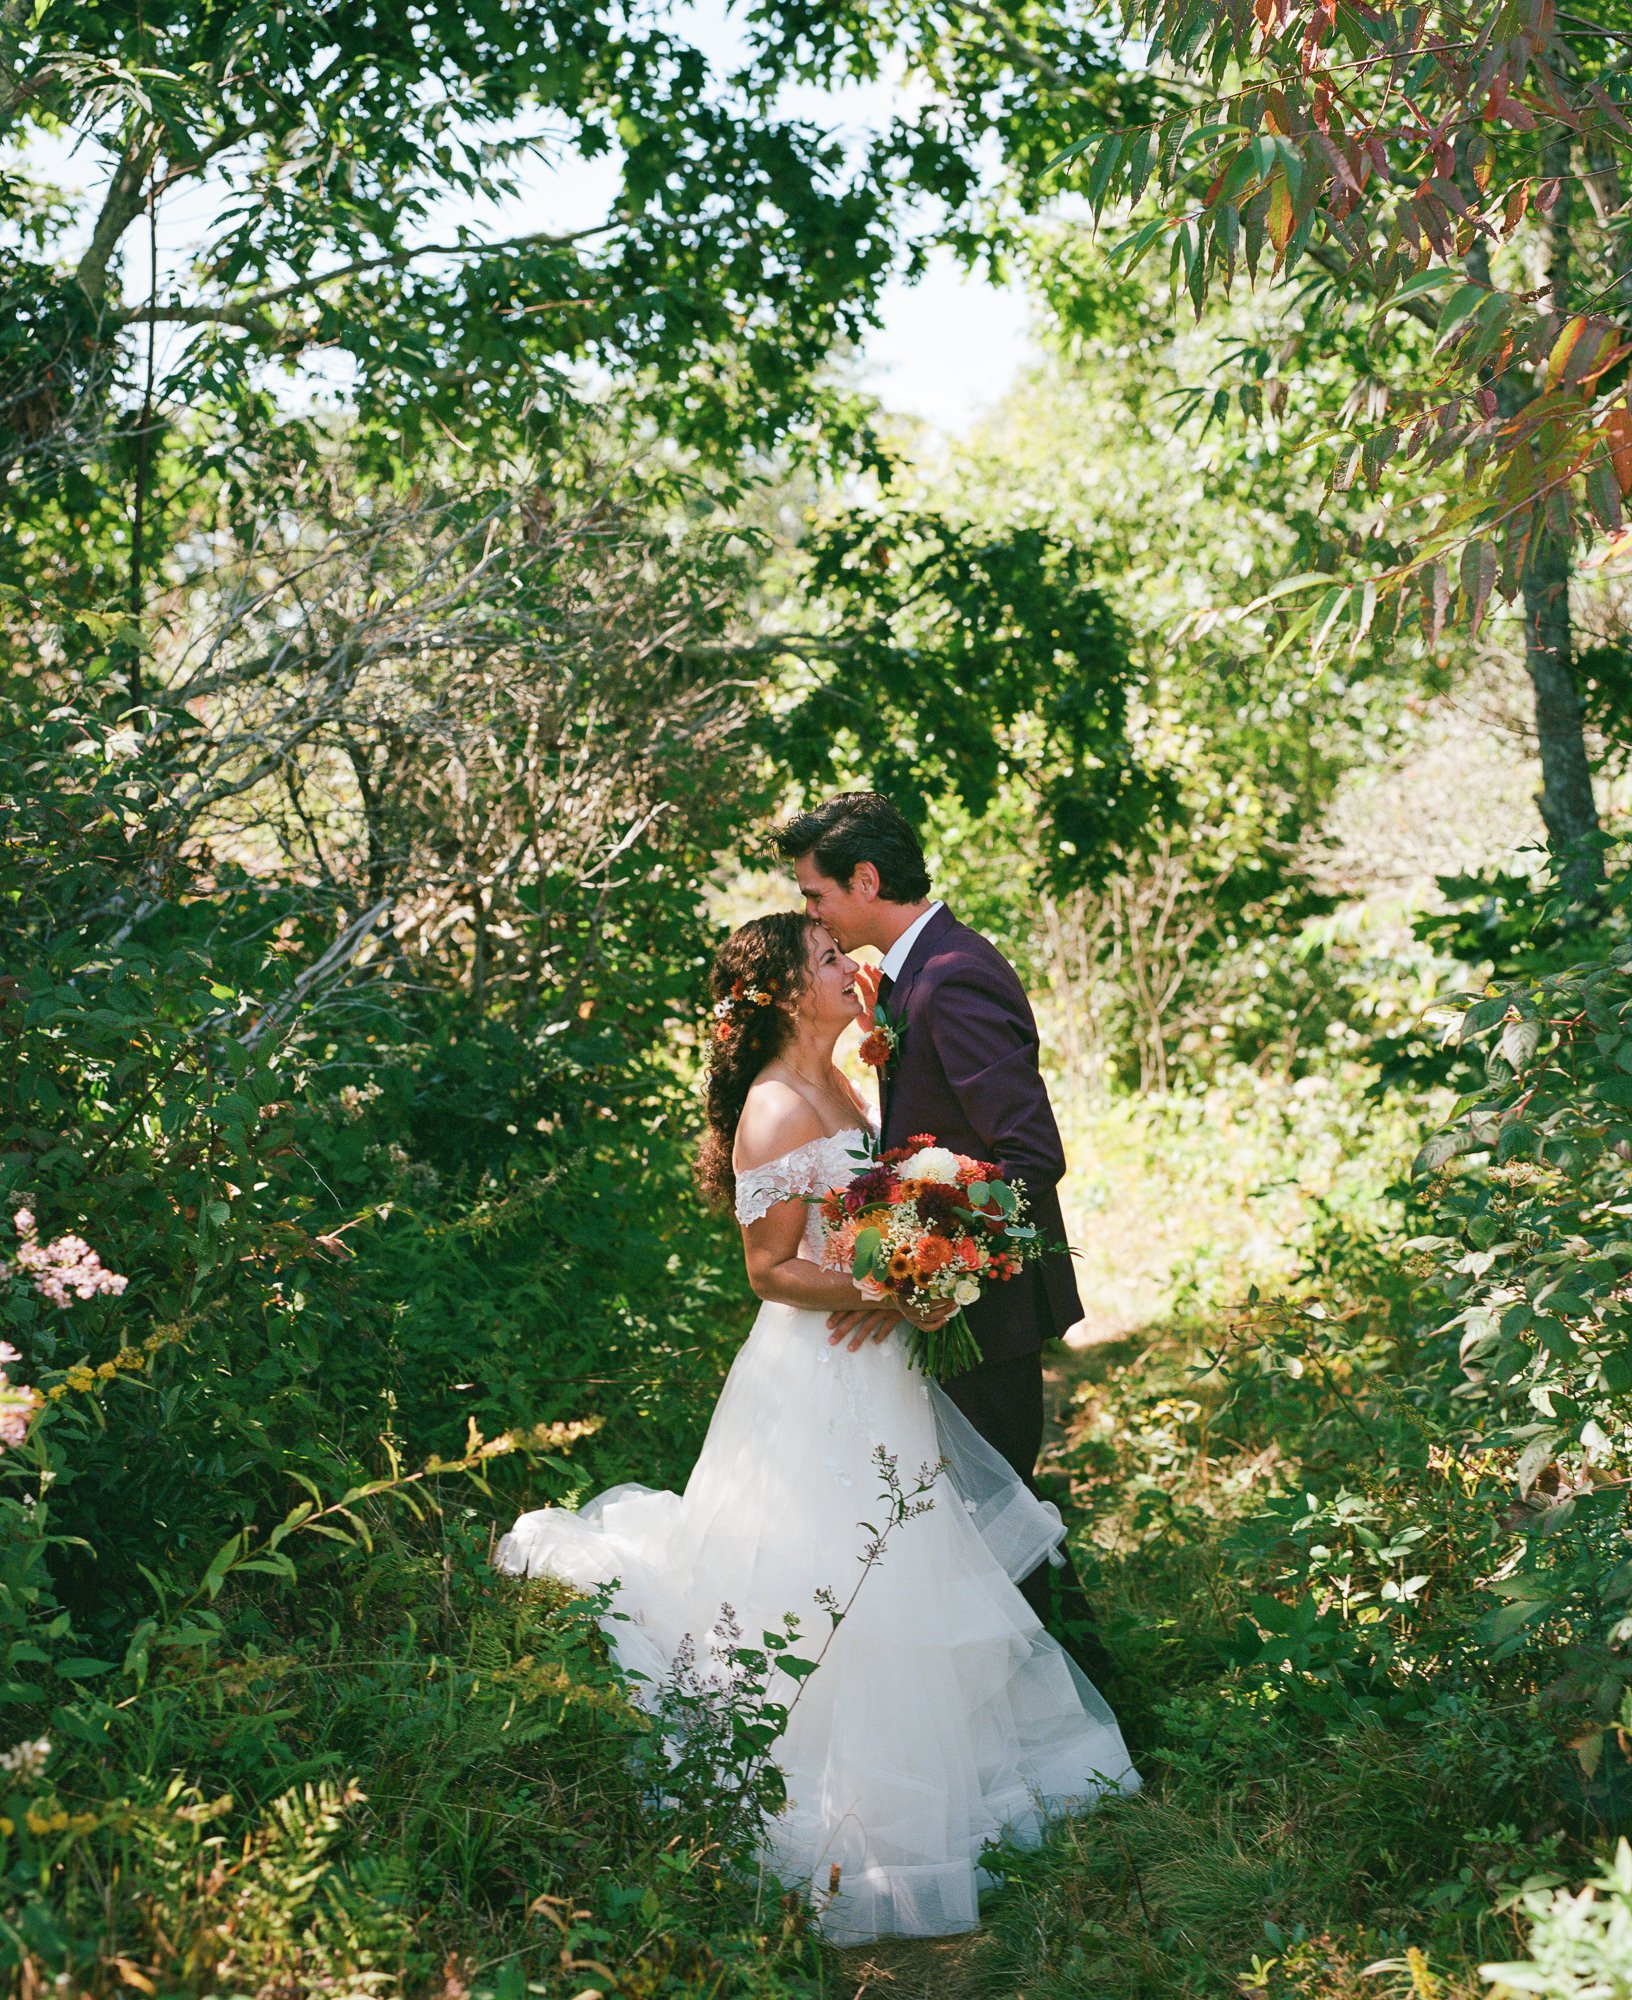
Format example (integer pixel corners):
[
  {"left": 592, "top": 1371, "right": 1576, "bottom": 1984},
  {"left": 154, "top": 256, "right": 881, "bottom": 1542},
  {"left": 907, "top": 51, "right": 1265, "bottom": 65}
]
[{"left": 852, "top": 860, "right": 880, "bottom": 901}]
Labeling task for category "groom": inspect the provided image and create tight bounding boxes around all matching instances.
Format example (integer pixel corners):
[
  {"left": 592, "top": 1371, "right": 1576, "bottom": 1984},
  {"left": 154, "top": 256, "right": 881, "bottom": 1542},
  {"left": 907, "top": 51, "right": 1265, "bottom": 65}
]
[{"left": 774, "top": 790, "right": 1117, "bottom": 1688}]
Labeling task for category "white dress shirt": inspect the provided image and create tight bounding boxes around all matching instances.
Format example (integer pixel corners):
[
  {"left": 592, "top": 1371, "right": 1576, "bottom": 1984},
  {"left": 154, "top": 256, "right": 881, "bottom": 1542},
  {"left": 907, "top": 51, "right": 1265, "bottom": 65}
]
[{"left": 877, "top": 900, "right": 945, "bottom": 985}]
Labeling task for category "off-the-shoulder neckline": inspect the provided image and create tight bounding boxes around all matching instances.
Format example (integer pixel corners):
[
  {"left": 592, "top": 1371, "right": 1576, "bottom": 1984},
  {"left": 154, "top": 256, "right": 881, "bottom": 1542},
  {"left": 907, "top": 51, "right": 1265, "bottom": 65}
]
[{"left": 734, "top": 1125, "right": 875, "bottom": 1183}]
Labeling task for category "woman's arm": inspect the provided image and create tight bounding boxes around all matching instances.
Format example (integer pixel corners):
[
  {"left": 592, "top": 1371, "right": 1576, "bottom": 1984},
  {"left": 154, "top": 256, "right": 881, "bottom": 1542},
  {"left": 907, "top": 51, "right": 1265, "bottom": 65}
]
[
  {"left": 740, "top": 1196, "right": 871, "bottom": 1312},
  {"left": 734, "top": 1081, "right": 863, "bottom": 1314},
  {"left": 734, "top": 1079, "right": 945, "bottom": 1349}
]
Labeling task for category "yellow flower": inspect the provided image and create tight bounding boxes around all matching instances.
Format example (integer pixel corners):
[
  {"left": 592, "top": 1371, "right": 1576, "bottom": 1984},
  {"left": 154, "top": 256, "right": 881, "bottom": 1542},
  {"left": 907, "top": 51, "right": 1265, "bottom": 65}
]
[
  {"left": 95, "top": 1362, "right": 117, "bottom": 1381},
  {"left": 0, "top": 1816, "right": 12, "bottom": 1837},
  {"left": 46, "top": 1385, "right": 66, "bottom": 1402}
]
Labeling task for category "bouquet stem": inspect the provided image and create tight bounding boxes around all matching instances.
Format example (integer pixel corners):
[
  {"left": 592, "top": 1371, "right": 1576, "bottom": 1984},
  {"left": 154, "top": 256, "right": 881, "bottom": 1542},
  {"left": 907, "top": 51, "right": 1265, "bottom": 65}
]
[{"left": 902, "top": 1308, "right": 984, "bottom": 1382}]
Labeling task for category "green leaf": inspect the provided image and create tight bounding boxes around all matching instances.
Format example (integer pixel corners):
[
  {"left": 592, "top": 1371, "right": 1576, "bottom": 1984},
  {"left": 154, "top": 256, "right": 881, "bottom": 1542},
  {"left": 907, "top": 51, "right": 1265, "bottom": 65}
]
[{"left": 1086, "top": 133, "right": 1124, "bottom": 219}]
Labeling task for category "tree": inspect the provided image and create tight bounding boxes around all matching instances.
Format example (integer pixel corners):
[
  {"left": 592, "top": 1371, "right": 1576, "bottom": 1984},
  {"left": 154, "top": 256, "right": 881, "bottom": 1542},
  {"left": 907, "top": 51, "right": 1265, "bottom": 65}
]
[{"left": 1049, "top": 0, "right": 1632, "bottom": 884}]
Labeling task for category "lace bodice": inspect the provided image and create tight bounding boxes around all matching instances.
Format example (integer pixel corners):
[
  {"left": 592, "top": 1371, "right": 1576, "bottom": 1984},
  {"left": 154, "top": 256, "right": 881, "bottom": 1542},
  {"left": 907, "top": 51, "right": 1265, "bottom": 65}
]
[{"left": 734, "top": 1128, "right": 875, "bottom": 1255}]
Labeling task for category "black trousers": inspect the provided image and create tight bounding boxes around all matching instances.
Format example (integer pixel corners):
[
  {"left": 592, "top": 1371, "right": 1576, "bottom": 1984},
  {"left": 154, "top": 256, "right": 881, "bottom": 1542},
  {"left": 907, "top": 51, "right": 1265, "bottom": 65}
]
[{"left": 939, "top": 1347, "right": 1120, "bottom": 1689}]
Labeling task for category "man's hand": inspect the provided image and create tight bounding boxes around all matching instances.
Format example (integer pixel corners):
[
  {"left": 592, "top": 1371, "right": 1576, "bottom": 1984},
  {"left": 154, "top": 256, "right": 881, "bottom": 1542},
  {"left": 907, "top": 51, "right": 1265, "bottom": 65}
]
[
  {"left": 826, "top": 1295, "right": 960, "bottom": 1353},
  {"left": 826, "top": 1303, "right": 899, "bottom": 1351}
]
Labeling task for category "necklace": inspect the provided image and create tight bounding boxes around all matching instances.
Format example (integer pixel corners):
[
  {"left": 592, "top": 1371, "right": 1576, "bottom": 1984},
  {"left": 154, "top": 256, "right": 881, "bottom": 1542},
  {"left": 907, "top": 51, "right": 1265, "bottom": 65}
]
[{"left": 782, "top": 1055, "right": 863, "bottom": 1128}]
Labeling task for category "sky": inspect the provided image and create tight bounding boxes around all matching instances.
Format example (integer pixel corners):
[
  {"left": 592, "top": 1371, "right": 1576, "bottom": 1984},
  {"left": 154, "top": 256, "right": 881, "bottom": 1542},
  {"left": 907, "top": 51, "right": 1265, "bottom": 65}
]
[{"left": 18, "top": 0, "right": 1039, "bottom": 437}]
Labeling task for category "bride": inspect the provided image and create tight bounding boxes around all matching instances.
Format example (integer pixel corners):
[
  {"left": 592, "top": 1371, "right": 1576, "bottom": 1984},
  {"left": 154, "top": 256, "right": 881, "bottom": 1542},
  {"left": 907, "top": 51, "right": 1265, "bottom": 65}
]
[{"left": 495, "top": 912, "right": 1138, "bottom": 1945}]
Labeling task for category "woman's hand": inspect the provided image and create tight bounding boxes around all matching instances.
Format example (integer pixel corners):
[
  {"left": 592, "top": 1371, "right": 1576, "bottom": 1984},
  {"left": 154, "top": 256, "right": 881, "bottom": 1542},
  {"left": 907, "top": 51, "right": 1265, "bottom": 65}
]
[
  {"left": 851, "top": 962, "right": 883, "bottom": 1013},
  {"left": 899, "top": 1297, "right": 959, "bottom": 1332}
]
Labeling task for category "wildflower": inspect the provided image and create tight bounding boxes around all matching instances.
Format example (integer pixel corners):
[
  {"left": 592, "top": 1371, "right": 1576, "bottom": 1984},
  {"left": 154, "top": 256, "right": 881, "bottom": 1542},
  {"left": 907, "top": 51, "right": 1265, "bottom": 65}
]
[
  {"left": 0, "top": 1376, "right": 41, "bottom": 1448},
  {"left": 333, "top": 1079, "right": 384, "bottom": 1122},
  {"left": 7, "top": 1211, "right": 127, "bottom": 1310},
  {"left": 886, "top": 1248, "right": 916, "bottom": 1285},
  {"left": 0, "top": 1738, "right": 49, "bottom": 1784}
]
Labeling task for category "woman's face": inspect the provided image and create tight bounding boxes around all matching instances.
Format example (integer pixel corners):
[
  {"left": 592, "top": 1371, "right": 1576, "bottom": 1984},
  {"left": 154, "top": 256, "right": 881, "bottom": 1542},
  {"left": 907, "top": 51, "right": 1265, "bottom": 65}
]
[{"left": 800, "top": 924, "right": 865, "bottom": 1030}]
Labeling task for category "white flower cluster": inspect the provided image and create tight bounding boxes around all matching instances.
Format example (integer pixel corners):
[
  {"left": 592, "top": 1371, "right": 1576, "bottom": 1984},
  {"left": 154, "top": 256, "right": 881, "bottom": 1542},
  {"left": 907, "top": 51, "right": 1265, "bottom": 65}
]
[
  {"left": 898, "top": 1146, "right": 960, "bottom": 1184},
  {"left": 712, "top": 986, "right": 771, "bottom": 1020},
  {"left": 333, "top": 1078, "right": 384, "bottom": 1122},
  {"left": 0, "top": 1736, "right": 50, "bottom": 1784}
]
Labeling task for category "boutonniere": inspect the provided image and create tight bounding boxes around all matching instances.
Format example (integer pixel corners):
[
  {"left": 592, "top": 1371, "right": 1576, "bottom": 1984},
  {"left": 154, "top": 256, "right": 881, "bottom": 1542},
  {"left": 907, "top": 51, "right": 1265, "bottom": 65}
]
[{"left": 858, "top": 1000, "right": 904, "bottom": 1074}]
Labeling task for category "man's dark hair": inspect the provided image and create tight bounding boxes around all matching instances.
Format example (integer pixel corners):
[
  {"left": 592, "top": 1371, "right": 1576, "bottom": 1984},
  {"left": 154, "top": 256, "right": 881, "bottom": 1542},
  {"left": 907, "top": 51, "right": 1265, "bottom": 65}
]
[{"left": 773, "top": 792, "right": 932, "bottom": 904}]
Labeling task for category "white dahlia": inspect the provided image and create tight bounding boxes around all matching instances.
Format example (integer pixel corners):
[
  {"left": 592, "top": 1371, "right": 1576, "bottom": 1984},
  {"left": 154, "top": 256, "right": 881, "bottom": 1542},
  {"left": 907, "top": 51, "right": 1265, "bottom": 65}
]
[{"left": 898, "top": 1145, "right": 960, "bottom": 1184}]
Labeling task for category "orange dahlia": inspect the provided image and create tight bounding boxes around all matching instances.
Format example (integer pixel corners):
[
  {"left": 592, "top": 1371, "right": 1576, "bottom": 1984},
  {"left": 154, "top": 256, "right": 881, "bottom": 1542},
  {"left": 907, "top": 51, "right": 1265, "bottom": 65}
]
[{"left": 914, "top": 1237, "right": 954, "bottom": 1277}]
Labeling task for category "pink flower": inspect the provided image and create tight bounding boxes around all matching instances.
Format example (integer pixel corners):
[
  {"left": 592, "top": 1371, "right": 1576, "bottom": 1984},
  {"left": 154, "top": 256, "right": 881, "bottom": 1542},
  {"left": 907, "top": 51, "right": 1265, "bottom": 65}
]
[
  {"left": 821, "top": 1220, "right": 861, "bottom": 1272},
  {"left": 8, "top": 1210, "right": 127, "bottom": 1309},
  {"left": 0, "top": 1351, "right": 41, "bottom": 1452}
]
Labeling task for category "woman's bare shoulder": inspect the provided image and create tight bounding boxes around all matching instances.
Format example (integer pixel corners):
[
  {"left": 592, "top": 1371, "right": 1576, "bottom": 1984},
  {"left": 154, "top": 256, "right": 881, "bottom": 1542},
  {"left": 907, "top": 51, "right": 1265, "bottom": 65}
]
[{"left": 732, "top": 1076, "right": 826, "bottom": 1175}]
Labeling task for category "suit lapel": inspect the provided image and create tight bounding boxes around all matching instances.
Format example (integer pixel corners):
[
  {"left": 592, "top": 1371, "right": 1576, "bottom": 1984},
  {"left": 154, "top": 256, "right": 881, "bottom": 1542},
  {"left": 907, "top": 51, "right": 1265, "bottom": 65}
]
[
  {"left": 879, "top": 905, "right": 956, "bottom": 1137},
  {"left": 887, "top": 903, "right": 956, "bottom": 1017}
]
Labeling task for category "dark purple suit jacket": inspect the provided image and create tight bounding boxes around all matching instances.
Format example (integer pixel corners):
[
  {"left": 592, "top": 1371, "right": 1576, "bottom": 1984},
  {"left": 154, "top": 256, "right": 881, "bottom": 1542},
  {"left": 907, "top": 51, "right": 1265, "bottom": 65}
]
[{"left": 877, "top": 906, "right": 1083, "bottom": 1366}]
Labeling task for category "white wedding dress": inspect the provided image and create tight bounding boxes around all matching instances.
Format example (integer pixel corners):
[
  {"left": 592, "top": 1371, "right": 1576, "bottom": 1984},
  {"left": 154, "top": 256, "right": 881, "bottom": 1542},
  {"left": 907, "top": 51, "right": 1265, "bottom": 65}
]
[{"left": 494, "top": 1129, "right": 1139, "bottom": 1946}]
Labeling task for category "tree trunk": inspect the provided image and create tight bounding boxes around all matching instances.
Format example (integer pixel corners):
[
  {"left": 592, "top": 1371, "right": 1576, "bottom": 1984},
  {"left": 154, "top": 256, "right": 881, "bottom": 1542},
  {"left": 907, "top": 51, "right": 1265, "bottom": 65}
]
[
  {"left": 1520, "top": 525, "right": 1600, "bottom": 878},
  {"left": 1524, "top": 136, "right": 1601, "bottom": 887},
  {"left": 1465, "top": 131, "right": 1601, "bottom": 889}
]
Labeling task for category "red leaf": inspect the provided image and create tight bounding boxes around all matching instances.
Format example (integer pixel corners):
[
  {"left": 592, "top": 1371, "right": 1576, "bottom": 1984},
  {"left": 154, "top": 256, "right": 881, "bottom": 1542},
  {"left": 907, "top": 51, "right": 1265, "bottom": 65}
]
[
  {"left": 1266, "top": 172, "right": 1295, "bottom": 253},
  {"left": 1459, "top": 539, "right": 1497, "bottom": 637},
  {"left": 1604, "top": 405, "right": 1632, "bottom": 496}
]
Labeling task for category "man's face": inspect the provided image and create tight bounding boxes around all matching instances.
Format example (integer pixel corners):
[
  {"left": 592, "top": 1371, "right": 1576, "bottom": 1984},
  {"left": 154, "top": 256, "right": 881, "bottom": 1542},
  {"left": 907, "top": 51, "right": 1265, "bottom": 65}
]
[{"left": 793, "top": 855, "right": 876, "bottom": 952}]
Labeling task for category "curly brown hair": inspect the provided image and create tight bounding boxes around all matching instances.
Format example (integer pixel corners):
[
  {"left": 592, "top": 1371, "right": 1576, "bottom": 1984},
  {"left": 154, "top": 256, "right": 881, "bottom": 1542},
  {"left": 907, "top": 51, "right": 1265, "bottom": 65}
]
[{"left": 695, "top": 912, "right": 816, "bottom": 1211}]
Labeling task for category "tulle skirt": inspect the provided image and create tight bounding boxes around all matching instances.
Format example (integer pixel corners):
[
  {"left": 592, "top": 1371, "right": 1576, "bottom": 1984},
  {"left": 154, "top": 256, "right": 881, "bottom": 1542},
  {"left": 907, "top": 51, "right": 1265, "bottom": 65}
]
[{"left": 495, "top": 1300, "right": 1140, "bottom": 1945}]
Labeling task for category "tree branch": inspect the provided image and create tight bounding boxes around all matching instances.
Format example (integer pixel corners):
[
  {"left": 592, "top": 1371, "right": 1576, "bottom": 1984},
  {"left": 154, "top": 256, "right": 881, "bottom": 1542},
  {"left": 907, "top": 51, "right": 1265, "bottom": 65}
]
[
  {"left": 115, "top": 221, "right": 619, "bottom": 331},
  {"left": 0, "top": 0, "right": 55, "bottom": 134},
  {"left": 1303, "top": 235, "right": 1440, "bottom": 330},
  {"left": 75, "top": 124, "right": 159, "bottom": 300}
]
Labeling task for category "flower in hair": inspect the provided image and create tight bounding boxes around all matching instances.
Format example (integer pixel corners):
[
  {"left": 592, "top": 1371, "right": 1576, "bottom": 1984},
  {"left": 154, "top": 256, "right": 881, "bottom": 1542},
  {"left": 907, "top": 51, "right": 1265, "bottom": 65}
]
[{"left": 713, "top": 983, "right": 774, "bottom": 1023}]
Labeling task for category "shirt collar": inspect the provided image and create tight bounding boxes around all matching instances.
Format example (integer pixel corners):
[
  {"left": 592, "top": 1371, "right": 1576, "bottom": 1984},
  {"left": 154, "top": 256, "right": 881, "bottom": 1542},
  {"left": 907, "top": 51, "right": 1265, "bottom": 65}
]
[{"left": 878, "top": 901, "right": 944, "bottom": 984}]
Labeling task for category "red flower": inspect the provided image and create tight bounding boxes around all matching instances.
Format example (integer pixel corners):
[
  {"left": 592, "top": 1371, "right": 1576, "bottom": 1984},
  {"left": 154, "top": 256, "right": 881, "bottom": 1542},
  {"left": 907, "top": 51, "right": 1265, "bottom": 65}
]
[
  {"left": 858, "top": 1028, "right": 893, "bottom": 1068},
  {"left": 906, "top": 1132, "right": 938, "bottom": 1149}
]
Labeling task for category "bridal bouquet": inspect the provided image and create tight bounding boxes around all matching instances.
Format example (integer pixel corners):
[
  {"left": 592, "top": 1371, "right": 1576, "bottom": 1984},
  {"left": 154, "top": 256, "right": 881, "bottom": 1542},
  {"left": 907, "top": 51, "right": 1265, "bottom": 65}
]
[{"left": 817, "top": 1136, "right": 1040, "bottom": 1380}]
